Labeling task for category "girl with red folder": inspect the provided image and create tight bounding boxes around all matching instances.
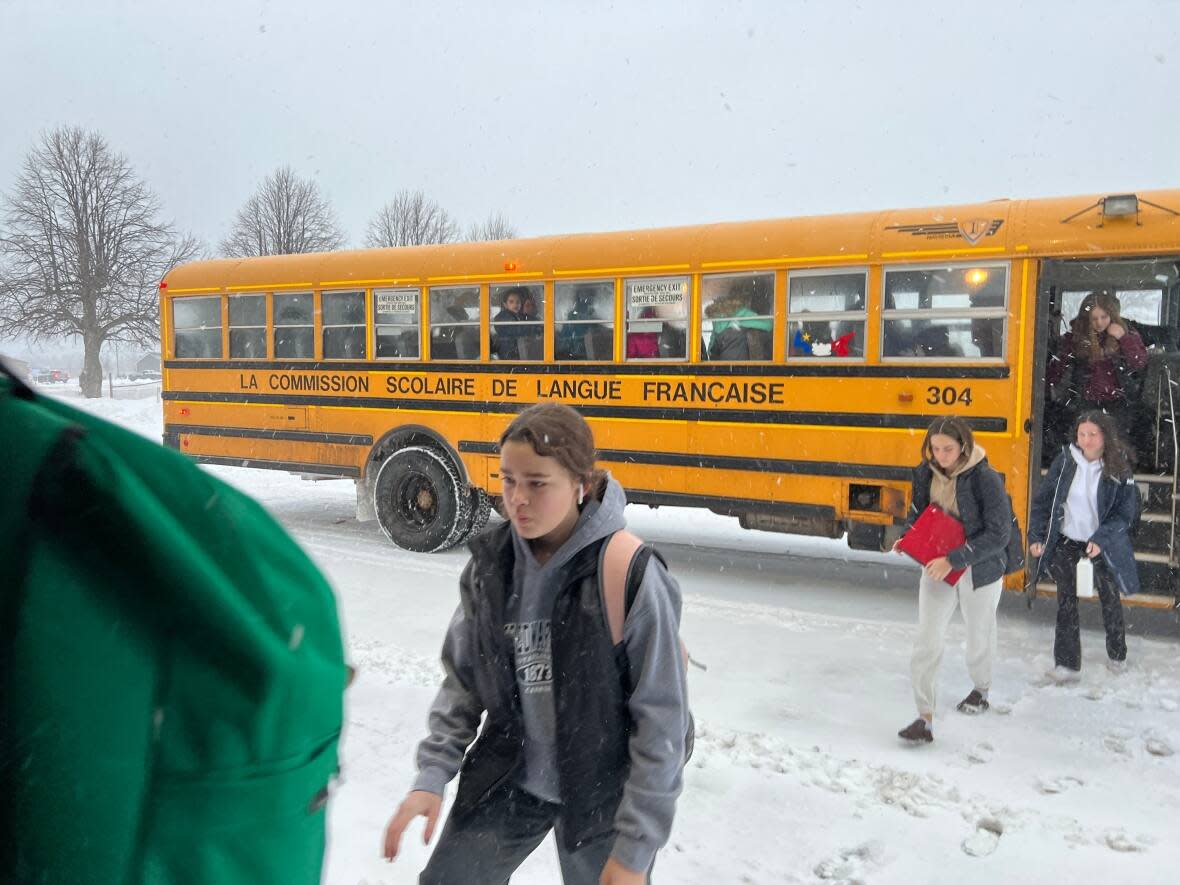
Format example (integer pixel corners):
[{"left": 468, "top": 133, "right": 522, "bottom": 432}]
[{"left": 895, "top": 417, "right": 1013, "bottom": 744}]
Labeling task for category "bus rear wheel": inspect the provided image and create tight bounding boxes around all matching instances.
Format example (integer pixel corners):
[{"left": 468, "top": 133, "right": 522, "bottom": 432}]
[{"left": 374, "top": 446, "right": 470, "bottom": 552}]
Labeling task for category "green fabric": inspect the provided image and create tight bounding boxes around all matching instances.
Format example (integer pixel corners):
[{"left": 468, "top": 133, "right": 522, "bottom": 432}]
[
  {"left": 712, "top": 305, "right": 773, "bottom": 335},
  {"left": 1, "top": 372, "right": 346, "bottom": 884}
]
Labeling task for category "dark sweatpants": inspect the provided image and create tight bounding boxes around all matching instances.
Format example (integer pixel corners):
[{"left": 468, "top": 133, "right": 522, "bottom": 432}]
[
  {"left": 419, "top": 782, "right": 623, "bottom": 885},
  {"left": 1050, "top": 537, "right": 1127, "bottom": 670}
]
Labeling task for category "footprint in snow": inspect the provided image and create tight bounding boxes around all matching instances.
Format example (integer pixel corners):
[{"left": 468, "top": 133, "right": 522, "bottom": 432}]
[
  {"left": 1104, "top": 830, "right": 1152, "bottom": 853},
  {"left": 1143, "top": 730, "right": 1174, "bottom": 757},
  {"left": 961, "top": 818, "right": 1003, "bottom": 857},
  {"left": 1034, "top": 774, "right": 1084, "bottom": 794},
  {"left": 813, "top": 840, "right": 885, "bottom": 882},
  {"left": 965, "top": 742, "right": 994, "bottom": 765},
  {"left": 1102, "top": 734, "right": 1133, "bottom": 756}
]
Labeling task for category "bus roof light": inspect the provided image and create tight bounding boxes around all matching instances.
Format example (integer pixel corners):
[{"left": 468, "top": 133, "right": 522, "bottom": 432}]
[
  {"left": 159, "top": 280, "right": 168, "bottom": 290},
  {"left": 1102, "top": 194, "right": 1139, "bottom": 218}
]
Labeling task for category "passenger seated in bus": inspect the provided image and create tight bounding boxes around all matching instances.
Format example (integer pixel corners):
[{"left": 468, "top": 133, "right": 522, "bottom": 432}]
[
  {"left": 706, "top": 293, "right": 772, "bottom": 360},
  {"left": 519, "top": 292, "right": 543, "bottom": 358},
  {"left": 1048, "top": 291, "right": 1148, "bottom": 456},
  {"left": 433, "top": 304, "right": 477, "bottom": 360},
  {"left": 913, "top": 325, "right": 962, "bottom": 358},
  {"left": 627, "top": 306, "right": 661, "bottom": 358},
  {"left": 556, "top": 287, "right": 606, "bottom": 360},
  {"left": 658, "top": 323, "right": 687, "bottom": 359},
  {"left": 492, "top": 288, "right": 527, "bottom": 360}
]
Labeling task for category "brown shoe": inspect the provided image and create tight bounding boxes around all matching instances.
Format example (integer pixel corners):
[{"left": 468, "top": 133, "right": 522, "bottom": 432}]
[
  {"left": 898, "top": 718, "right": 933, "bottom": 743},
  {"left": 956, "top": 689, "right": 989, "bottom": 714}
]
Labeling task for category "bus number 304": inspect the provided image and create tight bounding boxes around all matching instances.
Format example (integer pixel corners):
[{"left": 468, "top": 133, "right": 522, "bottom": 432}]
[{"left": 926, "top": 385, "right": 973, "bottom": 406}]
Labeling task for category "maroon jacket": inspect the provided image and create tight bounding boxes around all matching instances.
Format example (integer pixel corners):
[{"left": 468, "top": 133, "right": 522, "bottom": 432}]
[{"left": 1049, "top": 327, "right": 1148, "bottom": 403}]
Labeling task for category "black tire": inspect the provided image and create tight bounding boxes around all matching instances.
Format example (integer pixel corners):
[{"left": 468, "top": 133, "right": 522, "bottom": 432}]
[
  {"left": 468, "top": 486, "right": 492, "bottom": 536},
  {"left": 373, "top": 446, "right": 470, "bottom": 552}
]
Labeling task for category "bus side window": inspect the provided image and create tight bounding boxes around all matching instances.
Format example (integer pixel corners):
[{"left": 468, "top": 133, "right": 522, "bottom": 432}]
[
  {"left": 701, "top": 272, "right": 775, "bottom": 362},
  {"left": 322, "top": 290, "right": 366, "bottom": 359},
  {"left": 174, "top": 296, "right": 223, "bottom": 359},
  {"left": 491, "top": 284, "right": 544, "bottom": 361},
  {"left": 786, "top": 270, "right": 867, "bottom": 359},
  {"left": 625, "top": 276, "right": 688, "bottom": 361},
  {"left": 430, "top": 286, "right": 481, "bottom": 361},
  {"left": 228, "top": 295, "right": 266, "bottom": 359},
  {"left": 374, "top": 288, "right": 421, "bottom": 360},
  {"left": 555, "top": 281, "right": 614, "bottom": 361},
  {"left": 274, "top": 292, "right": 314, "bottom": 359},
  {"left": 882, "top": 265, "right": 1008, "bottom": 360}
]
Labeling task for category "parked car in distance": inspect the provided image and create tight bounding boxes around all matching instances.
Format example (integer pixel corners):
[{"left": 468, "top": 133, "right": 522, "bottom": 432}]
[{"left": 31, "top": 368, "right": 69, "bottom": 383}]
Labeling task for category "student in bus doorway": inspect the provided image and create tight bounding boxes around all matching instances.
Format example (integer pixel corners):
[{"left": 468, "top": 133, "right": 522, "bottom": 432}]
[
  {"left": 896, "top": 416, "right": 1012, "bottom": 744},
  {"left": 382, "top": 403, "right": 690, "bottom": 884},
  {"left": 1028, "top": 411, "right": 1139, "bottom": 680},
  {"left": 1047, "top": 291, "right": 1148, "bottom": 456}
]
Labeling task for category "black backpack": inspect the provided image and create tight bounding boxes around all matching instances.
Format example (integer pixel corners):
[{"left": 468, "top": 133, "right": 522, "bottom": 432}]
[{"left": 970, "top": 467, "right": 1026, "bottom": 576}]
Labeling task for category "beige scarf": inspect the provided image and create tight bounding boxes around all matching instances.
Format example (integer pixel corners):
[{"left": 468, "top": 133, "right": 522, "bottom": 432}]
[{"left": 929, "top": 444, "right": 987, "bottom": 517}]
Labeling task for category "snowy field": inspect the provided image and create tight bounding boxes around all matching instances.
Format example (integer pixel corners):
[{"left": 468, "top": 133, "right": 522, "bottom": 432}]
[{"left": 46, "top": 384, "right": 1180, "bottom": 884}]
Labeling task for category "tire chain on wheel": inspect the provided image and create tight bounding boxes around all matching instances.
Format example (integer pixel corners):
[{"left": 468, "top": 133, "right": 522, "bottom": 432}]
[{"left": 373, "top": 445, "right": 471, "bottom": 553}]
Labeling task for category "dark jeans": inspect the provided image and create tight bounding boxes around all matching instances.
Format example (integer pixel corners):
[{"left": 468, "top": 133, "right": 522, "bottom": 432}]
[
  {"left": 419, "top": 782, "right": 618, "bottom": 885},
  {"left": 1050, "top": 537, "right": 1127, "bottom": 670}
]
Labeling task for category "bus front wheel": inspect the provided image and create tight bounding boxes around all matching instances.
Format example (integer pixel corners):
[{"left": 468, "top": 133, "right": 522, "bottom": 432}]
[{"left": 374, "top": 446, "right": 470, "bottom": 552}]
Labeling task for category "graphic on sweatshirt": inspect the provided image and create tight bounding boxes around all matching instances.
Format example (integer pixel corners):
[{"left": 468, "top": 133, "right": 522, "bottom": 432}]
[{"left": 505, "top": 619, "right": 553, "bottom": 695}]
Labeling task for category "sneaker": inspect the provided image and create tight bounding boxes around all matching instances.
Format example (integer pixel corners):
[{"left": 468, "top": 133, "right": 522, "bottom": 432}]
[
  {"left": 1050, "top": 665, "right": 1082, "bottom": 683},
  {"left": 898, "top": 718, "right": 933, "bottom": 743},
  {"left": 956, "top": 689, "right": 990, "bottom": 714}
]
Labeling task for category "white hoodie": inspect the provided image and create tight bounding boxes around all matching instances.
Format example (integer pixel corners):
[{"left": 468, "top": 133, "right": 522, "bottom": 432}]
[{"left": 1062, "top": 444, "right": 1103, "bottom": 542}]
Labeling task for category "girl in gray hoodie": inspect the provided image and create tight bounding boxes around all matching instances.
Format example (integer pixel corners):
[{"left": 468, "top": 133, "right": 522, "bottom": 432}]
[{"left": 382, "top": 403, "right": 689, "bottom": 885}]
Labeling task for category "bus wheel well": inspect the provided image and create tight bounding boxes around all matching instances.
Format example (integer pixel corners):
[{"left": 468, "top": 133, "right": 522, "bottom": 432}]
[{"left": 366, "top": 425, "right": 467, "bottom": 486}]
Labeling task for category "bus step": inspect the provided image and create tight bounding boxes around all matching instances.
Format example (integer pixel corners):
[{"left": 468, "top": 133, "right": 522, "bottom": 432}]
[
  {"left": 1132, "top": 473, "right": 1175, "bottom": 484},
  {"left": 1140, "top": 512, "right": 1176, "bottom": 523},
  {"left": 1132, "top": 551, "right": 1176, "bottom": 565},
  {"left": 1033, "top": 582, "right": 1178, "bottom": 610}
]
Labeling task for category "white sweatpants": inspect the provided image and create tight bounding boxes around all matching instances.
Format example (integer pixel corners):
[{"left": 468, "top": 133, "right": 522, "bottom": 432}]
[{"left": 910, "top": 567, "right": 1003, "bottom": 717}]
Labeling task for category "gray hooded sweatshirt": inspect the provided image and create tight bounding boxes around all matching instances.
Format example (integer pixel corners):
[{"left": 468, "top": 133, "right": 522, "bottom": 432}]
[{"left": 412, "top": 478, "right": 688, "bottom": 871}]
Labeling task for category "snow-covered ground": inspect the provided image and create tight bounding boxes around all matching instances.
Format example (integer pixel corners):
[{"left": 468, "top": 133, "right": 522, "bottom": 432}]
[{"left": 46, "top": 385, "right": 1180, "bottom": 884}]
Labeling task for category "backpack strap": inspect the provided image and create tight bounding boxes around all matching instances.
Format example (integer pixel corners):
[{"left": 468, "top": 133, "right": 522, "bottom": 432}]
[{"left": 600, "top": 529, "right": 644, "bottom": 645}]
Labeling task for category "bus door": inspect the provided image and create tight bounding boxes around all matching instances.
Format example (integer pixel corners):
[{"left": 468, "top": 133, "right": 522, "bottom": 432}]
[{"left": 1034, "top": 256, "right": 1180, "bottom": 600}]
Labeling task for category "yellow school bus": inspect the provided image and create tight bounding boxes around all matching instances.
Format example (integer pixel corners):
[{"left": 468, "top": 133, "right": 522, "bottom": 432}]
[{"left": 160, "top": 190, "right": 1180, "bottom": 606}]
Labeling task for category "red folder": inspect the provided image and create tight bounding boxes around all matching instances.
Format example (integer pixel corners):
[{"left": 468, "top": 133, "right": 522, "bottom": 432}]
[{"left": 897, "top": 505, "right": 967, "bottom": 586}]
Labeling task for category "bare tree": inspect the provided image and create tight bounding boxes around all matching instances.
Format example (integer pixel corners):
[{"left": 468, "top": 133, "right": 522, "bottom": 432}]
[
  {"left": 0, "top": 127, "right": 201, "bottom": 398},
  {"left": 220, "top": 166, "right": 346, "bottom": 257},
  {"left": 465, "top": 212, "right": 518, "bottom": 242},
  {"left": 365, "top": 190, "right": 459, "bottom": 248}
]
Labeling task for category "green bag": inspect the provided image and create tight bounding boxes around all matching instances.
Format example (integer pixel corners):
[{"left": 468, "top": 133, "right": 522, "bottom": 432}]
[{"left": 0, "top": 367, "right": 346, "bottom": 884}]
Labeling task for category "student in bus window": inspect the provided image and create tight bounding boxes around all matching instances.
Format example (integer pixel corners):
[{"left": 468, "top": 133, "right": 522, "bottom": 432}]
[
  {"left": 626, "top": 306, "right": 661, "bottom": 358},
  {"left": 382, "top": 403, "right": 689, "bottom": 885},
  {"left": 493, "top": 288, "right": 527, "bottom": 360},
  {"left": 1048, "top": 292, "right": 1148, "bottom": 451},
  {"left": 895, "top": 416, "right": 1011, "bottom": 745},
  {"left": 518, "top": 291, "right": 544, "bottom": 359},
  {"left": 912, "top": 324, "right": 962, "bottom": 358},
  {"left": 557, "top": 287, "right": 608, "bottom": 360},
  {"left": 706, "top": 292, "right": 772, "bottom": 361}
]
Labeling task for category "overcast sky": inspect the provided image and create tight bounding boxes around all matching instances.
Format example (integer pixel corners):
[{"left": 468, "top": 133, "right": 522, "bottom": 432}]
[{"left": 1, "top": 0, "right": 1177, "bottom": 251}]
